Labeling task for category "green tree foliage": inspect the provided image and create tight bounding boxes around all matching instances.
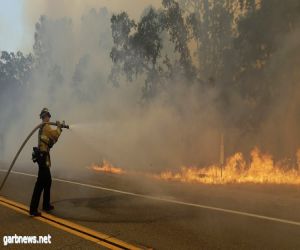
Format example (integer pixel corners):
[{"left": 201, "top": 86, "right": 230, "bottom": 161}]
[
  {"left": 0, "top": 51, "right": 33, "bottom": 89},
  {"left": 0, "top": 51, "right": 34, "bottom": 133},
  {"left": 186, "top": 0, "right": 236, "bottom": 84},
  {"left": 109, "top": 0, "right": 300, "bottom": 138},
  {"left": 231, "top": 0, "right": 300, "bottom": 132},
  {"left": 110, "top": 9, "right": 163, "bottom": 97},
  {"left": 110, "top": 1, "right": 196, "bottom": 97},
  {"left": 161, "top": 0, "right": 196, "bottom": 80},
  {"left": 0, "top": 51, "right": 34, "bottom": 110},
  {"left": 235, "top": 0, "right": 300, "bottom": 96}
]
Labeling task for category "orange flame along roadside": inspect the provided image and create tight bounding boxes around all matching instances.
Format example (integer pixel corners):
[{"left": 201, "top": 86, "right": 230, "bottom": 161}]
[
  {"left": 89, "top": 148, "right": 300, "bottom": 185},
  {"left": 89, "top": 160, "right": 125, "bottom": 175}
]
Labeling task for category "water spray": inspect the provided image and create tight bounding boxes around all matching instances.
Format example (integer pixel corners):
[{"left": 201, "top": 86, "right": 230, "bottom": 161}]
[{"left": 0, "top": 121, "right": 70, "bottom": 192}]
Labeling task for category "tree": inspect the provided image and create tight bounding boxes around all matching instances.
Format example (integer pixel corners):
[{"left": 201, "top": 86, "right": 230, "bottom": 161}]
[
  {"left": 33, "top": 15, "right": 73, "bottom": 67},
  {"left": 110, "top": 1, "right": 197, "bottom": 98},
  {"left": 0, "top": 51, "right": 34, "bottom": 135},
  {"left": 110, "top": 9, "right": 162, "bottom": 97},
  {"left": 235, "top": 0, "right": 300, "bottom": 96},
  {"left": 180, "top": 0, "right": 240, "bottom": 86},
  {"left": 0, "top": 51, "right": 34, "bottom": 105},
  {"left": 161, "top": 0, "right": 196, "bottom": 81}
]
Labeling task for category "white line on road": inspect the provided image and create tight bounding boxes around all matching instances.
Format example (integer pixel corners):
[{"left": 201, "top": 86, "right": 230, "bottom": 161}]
[{"left": 1, "top": 169, "right": 300, "bottom": 227}]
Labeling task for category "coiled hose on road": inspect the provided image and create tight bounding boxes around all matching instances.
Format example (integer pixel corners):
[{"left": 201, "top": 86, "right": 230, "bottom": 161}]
[{"left": 0, "top": 122, "right": 68, "bottom": 192}]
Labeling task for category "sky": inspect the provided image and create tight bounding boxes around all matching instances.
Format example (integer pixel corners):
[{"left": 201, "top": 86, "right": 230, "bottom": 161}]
[
  {"left": 0, "top": 0, "right": 161, "bottom": 53},
  {"left": 0, "top": 0, "right": 26, "bottom": 52}
]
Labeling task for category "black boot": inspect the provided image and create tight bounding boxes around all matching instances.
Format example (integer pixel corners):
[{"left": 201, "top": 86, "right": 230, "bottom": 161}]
[
  {"left": 43, "top": 204, "right": 54, "bottom": 212},
  {"left": 29, "top": 211, "right": 41, "bottom": 217}
]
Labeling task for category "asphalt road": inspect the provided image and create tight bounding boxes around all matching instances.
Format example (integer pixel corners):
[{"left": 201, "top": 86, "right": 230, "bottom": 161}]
[
  {"left": 0, "top": 205, "right": 104, "bottom": 250},
  {"left": 1, "top": 165, "right": 300, "bottom": 249}
]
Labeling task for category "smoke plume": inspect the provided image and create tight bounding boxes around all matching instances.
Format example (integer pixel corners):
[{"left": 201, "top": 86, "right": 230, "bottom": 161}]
[{"left": 1, "top": 0, "right": 300, "bottom": 177}]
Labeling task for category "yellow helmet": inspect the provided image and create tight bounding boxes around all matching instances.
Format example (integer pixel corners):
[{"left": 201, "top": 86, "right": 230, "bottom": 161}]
[{"left": 39, "top": 108, "right": 51, "bottom": 119}]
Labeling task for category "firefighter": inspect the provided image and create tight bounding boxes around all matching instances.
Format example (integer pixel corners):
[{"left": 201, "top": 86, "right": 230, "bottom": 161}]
[{"left": 29, "top": 108, "right": 63, "bottom": 216}]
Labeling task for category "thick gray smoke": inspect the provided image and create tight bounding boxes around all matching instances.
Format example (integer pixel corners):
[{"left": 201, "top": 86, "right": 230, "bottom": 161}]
[
  {"left": 2, "top": 0, "right": 300, "bottom": 176},
  {"left": 258, "top": 27, "right": 300, "bottom": 160},
  {"left": 1, "top": 3, "right": 222, "bottom": 174}
]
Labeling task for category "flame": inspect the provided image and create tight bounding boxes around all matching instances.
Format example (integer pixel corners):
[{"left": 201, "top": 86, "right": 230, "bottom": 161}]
[
  {"left": 90, "top": 160, "right": 125, "bottom": 175},
  {"left": 156, "top": 148, "right": 300, "bottom": 185},
  {"left": 89, "top": 148, "right": 300, "bottom": 185}
]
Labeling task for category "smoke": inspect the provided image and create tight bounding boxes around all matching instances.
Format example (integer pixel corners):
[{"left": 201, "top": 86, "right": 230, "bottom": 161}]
[
  {"left": 2, "top": 0, "right": 300, "bottom": 177},
  {"left": 258, "top": 27, "right": 300, "bottom": 159},
  {"left": 21, "top": 0, "right": 162, "bottom": 52},
  {"left": 1, "top": 2, "right": 223, "bottom": 176}
]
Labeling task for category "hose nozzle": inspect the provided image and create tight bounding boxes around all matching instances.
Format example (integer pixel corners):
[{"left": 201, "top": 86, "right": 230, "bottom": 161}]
[{"left": 61, "top": 120, "right": 70, "bottom": 129}]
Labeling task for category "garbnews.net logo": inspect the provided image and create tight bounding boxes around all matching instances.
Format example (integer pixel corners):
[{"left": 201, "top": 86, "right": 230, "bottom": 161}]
[{"left": 3, "top": 234, "right": 52, "bottom": 246}]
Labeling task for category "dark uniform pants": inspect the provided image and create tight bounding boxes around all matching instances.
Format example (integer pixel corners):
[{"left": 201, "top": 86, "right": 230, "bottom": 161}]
[{"left": 30, "top": 163, "right": 52, "bottom": 213}]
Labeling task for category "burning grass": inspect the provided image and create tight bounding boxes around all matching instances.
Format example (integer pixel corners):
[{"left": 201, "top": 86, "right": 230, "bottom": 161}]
[
  {"left": 156, "top": 148, "right": 300, "bottom": 185},
  {"left": 89, "top": 148, "right": 300, "bottom": 185},
  {"left": 89, "top": 160, "right": 126, "bottom": 175}
]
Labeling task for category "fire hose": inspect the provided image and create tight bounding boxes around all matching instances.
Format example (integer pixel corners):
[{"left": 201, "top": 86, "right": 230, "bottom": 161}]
[{"left": 0, "top": 121, "right": 69, "bottom": 192}]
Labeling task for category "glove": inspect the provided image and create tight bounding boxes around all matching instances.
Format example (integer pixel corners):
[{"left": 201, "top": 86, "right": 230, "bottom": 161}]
[{"left": 56, "top": 121, "right": 62, "bottom": 128}]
